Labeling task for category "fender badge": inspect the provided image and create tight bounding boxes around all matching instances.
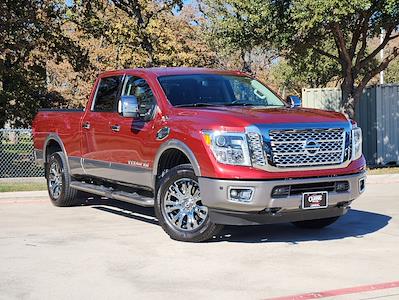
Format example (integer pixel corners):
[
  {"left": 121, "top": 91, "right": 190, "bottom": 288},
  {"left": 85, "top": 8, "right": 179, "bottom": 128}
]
[{"left": 156, "top": 127, "right": 170, "bottom": 140}]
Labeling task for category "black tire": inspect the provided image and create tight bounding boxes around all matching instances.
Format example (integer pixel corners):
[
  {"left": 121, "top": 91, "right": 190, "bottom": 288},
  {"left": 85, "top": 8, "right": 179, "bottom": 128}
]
[
  {"left": 155, "top": 164, "right": 223, "bottom": 242},
  {"left": 46, "top": 151, "right": 78, "bottom": 207},
  {"left": 292, "top": 216, "right": 340, "bottom": 229}
]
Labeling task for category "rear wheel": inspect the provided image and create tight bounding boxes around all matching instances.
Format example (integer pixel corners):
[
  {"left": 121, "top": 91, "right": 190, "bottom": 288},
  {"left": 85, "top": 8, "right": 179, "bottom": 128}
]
[
  {"left": 155, "top": 164, "right": 223, "bottom": 242},
  {"left": 292, "top": 216, "right": 340, "bottom": 229},
  {"left": 46, "top": 151, "right": 78, "bottom": 207}
]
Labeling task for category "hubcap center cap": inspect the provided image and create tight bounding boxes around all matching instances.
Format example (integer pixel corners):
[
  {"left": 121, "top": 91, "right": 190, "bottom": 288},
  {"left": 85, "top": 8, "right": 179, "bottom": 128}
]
[{"left": 183, "top": 197, "right": 195, "bottom": 210}]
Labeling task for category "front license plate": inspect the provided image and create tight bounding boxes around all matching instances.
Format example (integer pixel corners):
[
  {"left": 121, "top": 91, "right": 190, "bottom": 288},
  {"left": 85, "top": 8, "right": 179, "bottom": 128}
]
[{"left": 302, "top": 191, "right": 328, "bottom": 209}]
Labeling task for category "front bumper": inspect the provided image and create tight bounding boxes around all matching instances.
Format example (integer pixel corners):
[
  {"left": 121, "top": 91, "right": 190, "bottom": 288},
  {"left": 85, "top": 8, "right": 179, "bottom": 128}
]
[{"left": 198, "top": 171, "right": 366, "bottom": 225}]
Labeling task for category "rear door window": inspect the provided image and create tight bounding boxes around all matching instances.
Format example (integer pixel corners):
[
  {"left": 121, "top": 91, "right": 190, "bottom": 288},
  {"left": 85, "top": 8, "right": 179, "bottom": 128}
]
[{"left": 92, "top": 76, "right": 123, "bottom": 112}]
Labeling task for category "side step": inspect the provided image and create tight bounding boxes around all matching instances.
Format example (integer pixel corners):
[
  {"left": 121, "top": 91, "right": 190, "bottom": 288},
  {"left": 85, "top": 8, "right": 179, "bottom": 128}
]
[{"left": 70, "top": 181, "right": 154, "bottom": 207}]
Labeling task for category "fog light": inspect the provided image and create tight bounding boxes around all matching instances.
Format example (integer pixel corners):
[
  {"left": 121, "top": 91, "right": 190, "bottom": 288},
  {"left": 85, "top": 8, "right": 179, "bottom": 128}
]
[
  {"left": 336, "top": 181, "right": 350, "bottom": 192},
  {"left": 228, "top": 187, "right": 254, "bottom": 202},
  {"left": 271, "top": 185, "right": 290, "bottom": 198}
]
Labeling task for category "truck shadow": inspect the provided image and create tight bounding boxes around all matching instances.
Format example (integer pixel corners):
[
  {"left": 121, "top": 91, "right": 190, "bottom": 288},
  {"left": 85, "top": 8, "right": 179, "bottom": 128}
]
[
  {"left": 216, "top": 209, "right": 391, "bottom": 243},
  {"left": 82, "top": 196, "right": 391, "bottom": 244}
]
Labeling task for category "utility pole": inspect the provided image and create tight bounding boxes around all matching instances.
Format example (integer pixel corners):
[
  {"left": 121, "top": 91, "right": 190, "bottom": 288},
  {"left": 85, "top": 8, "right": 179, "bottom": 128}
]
[{"left": 380, "top": 28, "right": 385, "bottom": 85}]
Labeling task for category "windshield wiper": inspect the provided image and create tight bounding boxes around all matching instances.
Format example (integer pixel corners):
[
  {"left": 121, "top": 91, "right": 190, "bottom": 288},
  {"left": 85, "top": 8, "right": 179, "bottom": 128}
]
[
  {"left": 223, "top": 102, "right": 255, "bottom": 106},
  {"left": 174, "top": 103, "right": 224, "bottom": 108}
]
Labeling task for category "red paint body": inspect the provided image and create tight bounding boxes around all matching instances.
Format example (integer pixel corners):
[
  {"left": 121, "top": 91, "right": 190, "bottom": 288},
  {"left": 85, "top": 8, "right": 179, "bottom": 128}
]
[{"left": 32, "top": 68, "right": 366, "bottom": 180}]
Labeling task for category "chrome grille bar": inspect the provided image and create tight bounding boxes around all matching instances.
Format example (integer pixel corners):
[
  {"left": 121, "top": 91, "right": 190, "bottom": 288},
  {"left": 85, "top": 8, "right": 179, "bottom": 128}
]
[
  {"left": 247, "top": 132, "right": 266, "bottom": 166},
  {"left": 268, "top": 128, "right": 346, "bottom": 168}
]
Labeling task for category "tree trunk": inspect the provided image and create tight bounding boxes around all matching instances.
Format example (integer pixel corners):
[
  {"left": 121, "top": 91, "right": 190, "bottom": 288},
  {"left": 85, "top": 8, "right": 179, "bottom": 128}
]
[
  {"left": 241, "top": 49, "right": 252, "bottom": 73},
  {"left": 340, "top": 75, "right": 358, "bottom": 119},
  {"left": 141, "top": 34, "right": 156, "bottom": 67}
]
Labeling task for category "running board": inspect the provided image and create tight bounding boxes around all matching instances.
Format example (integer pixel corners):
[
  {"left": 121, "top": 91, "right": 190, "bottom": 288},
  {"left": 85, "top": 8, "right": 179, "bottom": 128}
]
[{"left": 70, "top": 181, "right": 154, "bottom": 207}]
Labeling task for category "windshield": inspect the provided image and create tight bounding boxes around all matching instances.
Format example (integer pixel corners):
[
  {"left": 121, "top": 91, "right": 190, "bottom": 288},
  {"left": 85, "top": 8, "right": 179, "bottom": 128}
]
[{"left": 158, "top": 74, "right": 286, "bottom": 107}]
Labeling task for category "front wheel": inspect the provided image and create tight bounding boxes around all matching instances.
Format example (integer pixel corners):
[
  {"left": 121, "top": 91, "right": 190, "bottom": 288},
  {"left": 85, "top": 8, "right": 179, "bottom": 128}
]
[
  {"left": 292, "top": 216, "right": 340, "bottom": 229},
  {"left": 155, "top": 164, "right": 223, "bottom": 242}
]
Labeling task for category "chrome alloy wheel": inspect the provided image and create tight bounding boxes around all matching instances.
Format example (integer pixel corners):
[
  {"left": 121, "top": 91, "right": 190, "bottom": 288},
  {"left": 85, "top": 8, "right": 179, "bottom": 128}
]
[
  {"left": 163, "top": 178, "right": 208, "bottom": 231},
  {"left": 48, "top": 160, "right": 63, "bottom": 199}
]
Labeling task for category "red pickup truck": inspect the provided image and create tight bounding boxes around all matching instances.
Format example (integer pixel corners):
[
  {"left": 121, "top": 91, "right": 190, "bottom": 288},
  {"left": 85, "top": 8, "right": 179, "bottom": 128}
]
[{"left": 33, "top": 68, "right": 366, "bottom": 242}]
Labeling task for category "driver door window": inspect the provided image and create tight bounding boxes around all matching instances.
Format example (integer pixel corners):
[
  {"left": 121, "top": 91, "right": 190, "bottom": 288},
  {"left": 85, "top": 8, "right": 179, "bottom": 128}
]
[{"left": 121, "top": 76, "right": 156, "bottom": 120}]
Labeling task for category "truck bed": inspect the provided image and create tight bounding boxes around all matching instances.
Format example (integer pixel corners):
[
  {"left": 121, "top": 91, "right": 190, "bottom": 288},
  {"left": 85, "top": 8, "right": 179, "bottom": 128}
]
[{"left": 32, "top": 110, "right": 85, "bottom": 157}]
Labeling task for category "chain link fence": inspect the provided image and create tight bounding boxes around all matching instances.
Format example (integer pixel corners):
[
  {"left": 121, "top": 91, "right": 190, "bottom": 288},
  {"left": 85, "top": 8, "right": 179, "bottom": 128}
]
[{"left": 0, "top": 129, "right": 44, "bottom": 178}]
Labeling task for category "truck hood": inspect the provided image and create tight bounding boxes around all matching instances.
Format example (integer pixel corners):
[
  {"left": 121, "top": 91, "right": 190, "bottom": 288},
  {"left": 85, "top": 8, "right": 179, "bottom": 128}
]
[{"left": 174, "top": 106, "right": 349, "bottom": 129}]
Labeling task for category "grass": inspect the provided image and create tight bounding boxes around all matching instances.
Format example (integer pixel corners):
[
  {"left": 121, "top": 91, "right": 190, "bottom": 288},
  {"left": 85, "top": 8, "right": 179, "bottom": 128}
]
[
  {"left": 367, "top": 167, "right": 399, "bottom": 175},
  {"left": 0, "top": 182, "right": 47, "bottom": 193}
]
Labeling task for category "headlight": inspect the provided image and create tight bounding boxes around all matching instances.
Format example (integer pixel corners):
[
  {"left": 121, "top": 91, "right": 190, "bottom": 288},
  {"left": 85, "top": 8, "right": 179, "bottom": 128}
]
[
  {"left": 202, "top": 131, "right": 251, "bottom": 166},
  {"left": 352, "top": 127, "right": 362, "bottom": 160}
]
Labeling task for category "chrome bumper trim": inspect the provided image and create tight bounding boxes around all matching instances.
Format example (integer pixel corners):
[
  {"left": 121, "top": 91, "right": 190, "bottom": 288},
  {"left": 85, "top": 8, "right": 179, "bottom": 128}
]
[{"left": 199, "top": 171, "right": 366, "bottom": 212}]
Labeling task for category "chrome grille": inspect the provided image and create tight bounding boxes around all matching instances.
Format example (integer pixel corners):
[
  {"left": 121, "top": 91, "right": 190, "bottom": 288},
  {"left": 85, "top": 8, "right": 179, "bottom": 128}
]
[
  {"left": 247, "top": 132, "right": 266, "bottom": 166},
  {"left": 268, "top": 128, "right": 345, "bottom": 167}
]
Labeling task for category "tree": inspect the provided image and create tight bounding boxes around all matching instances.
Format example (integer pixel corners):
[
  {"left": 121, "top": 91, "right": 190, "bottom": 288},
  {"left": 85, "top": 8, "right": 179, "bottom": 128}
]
[
  {"left": 45, "top": 1, "right": 217, "bottom": 109},
  {"left": 0, "top": 0, "right": 89, "bottom": 128},
  {"left": 202, "top": 0, "right": 277, "bottom": 73},
  {"left": 73, "top": 0, "right": 184, "bottom": 67},
  {"left": 274, "top": 0, "right": 399, "bottom": 118},
  {"left": 203, "top": 0, "right": 399, "bottom": 118},
  {"left": 270, "top": 47, "right": 341, "bottom": 96}
]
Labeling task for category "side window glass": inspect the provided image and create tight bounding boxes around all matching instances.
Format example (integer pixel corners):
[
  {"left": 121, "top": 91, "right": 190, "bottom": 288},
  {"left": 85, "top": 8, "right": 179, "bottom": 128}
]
[
  {"left": 93, "top": 76, "right": 123, "bottom": 112},
  {"left": 122, "top": 76, "right": 156, "bottom": 119}
]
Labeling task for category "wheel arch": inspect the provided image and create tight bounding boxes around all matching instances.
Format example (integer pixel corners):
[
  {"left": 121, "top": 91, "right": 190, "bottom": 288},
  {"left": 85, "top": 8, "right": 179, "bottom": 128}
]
[
  {"left": 43, "top": 133, "right": 70, "bottom": 174},
  {"left": 153, "top": 139, "right": 201, "bottom": 182}
]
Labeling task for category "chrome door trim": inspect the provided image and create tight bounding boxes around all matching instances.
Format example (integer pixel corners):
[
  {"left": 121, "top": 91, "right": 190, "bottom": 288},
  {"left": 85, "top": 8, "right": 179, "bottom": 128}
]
[{"left": 82, "top": 158, "right": 154, "bottom": 189}]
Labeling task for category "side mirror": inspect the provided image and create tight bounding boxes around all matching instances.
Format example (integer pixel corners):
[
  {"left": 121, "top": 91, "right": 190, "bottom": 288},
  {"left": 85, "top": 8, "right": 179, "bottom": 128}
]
[
  {"left": 121, "top": 95, "right": 139, "bottom": 118},
  {"left": 287, "top": 95, "right": 302, "bottom": 108}
]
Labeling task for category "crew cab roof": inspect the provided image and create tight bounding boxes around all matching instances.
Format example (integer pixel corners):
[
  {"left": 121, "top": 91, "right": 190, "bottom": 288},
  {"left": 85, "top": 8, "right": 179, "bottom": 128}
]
[{"left": 99, "top": 67, "right": 245, "bottom": 78}]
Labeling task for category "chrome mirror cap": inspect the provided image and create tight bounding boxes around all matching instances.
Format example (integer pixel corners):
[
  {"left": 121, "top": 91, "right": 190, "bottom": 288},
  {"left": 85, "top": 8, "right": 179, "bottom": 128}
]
[
  {"left": 288, "top": 95, "right": 302, "bottom": 108},
  {"left": 121, "top": 95, "right": 139, "bottom": 118}
]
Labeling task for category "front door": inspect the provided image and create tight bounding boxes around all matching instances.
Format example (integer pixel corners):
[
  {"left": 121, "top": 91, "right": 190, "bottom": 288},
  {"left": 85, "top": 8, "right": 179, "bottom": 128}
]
[{"left": 106, "top": 75, "right": 161, "bottom": 188}]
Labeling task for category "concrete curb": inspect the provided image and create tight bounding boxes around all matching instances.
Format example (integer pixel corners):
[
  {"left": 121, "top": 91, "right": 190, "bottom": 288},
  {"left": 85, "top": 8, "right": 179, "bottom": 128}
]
[
  {"left": 0, "top": 177, "right": 46, "bottom": 184},
  {"left": 0, "top": 191, "right": 48, "bottom": 199}
]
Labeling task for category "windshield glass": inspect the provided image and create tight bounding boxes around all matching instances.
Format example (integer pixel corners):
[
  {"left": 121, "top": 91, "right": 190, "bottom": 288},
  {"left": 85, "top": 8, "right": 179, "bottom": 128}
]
[{"left": 158, "top": 74, "right": 286, "bottom": 107}]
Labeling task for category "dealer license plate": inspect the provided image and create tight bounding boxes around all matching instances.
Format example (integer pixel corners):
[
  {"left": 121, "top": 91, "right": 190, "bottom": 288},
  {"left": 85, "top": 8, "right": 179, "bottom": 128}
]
[{"left": 302, "top": 191, "right": 328, "bottom": 209}]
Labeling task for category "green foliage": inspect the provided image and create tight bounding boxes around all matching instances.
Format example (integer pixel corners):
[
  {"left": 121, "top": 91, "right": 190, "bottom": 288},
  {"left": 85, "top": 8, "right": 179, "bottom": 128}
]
[
  {"left": 204, "top": 0, "right": 399, "bottom": 117},
  {"left": 282, "top": 0, "right": 399, "bottom": 117},
  {"left": 203, "top": 0, "right": 280, "bottom": 72},
  {"left": 270, "top": 47, "right": 341, "bottom": 96}
]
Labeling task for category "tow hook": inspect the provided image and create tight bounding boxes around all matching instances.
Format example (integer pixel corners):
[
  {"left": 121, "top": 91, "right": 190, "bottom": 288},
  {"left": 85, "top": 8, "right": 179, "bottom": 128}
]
[
  {"left": 337, "top": 201, "right": 351, "bottom": 209},
  {"left": 263, "top": 207, "right": 283, "bottom": 216}
]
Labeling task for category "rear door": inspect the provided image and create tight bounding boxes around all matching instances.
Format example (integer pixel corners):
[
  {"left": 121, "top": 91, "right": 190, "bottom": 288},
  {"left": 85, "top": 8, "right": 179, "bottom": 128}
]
[{"left": 81, "top": 74, "right": 124, "bottom": 178}]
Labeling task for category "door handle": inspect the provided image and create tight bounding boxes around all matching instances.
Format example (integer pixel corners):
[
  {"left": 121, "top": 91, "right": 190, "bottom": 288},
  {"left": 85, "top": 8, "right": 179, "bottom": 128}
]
[
  {"left": 82, "top": 122, "right": 90, "bottom": 129},
  {"left": 111, "top": 124, "right": 120, "bottom": 132}
]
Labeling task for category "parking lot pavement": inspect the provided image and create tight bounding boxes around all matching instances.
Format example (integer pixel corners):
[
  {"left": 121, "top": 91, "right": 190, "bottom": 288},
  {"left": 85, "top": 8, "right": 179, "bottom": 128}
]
[{"left": 0, "top": 182, "right": 398, "bottom": 300}]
